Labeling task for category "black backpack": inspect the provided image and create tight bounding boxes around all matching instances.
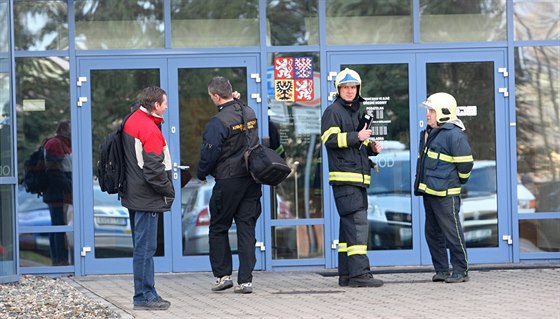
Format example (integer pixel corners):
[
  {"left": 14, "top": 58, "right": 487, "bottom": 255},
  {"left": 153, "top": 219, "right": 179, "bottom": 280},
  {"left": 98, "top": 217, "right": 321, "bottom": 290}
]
[
  {"left": 97, "top": 113, "right": 133, "bottom": 196},
  {"left": 23, "top": 142, "right": 48, "bottom": 195}
]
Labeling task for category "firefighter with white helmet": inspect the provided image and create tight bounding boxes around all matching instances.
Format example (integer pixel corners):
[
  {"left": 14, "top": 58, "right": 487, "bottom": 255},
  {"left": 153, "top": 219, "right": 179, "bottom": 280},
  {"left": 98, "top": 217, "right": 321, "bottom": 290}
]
[
  {"left": 414, "top": 92, "right": 474, "bottom": 283},
  {"left": 321, "top": 68, "right": 384, "bottom": 288}
]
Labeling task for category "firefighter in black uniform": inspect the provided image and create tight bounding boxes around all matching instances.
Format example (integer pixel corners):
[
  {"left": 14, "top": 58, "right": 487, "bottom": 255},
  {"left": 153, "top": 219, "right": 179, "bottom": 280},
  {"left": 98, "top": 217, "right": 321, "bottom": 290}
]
[
  {"left": 321, "top": 68, "right": 384, "bottom": 288},
  {"left": 414, "top": 92, "right": 474, "bottom": 283}
]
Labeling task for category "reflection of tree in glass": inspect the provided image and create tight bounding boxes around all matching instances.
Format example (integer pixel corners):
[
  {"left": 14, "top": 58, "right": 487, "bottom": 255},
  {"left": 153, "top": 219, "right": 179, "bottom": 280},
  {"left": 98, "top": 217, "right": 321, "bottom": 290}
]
[
  {"left": 515, "top": 46, "right": 560, "bottom": 207},
  {"left": 179, "top": 68, "right": 247, "bottom": 176},
  {"left": 16, "top": 57, "right": 70, "bottom": 182}
]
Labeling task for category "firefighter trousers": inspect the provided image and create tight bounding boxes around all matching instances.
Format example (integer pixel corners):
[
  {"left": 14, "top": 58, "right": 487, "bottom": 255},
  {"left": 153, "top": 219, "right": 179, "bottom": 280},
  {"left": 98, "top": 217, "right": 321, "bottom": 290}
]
[
  {"left": 333, "top": 185, "right": 371, "bottom": 278},
  {"left": 423, "top": 194, "right": 468, "bottom": 274}
]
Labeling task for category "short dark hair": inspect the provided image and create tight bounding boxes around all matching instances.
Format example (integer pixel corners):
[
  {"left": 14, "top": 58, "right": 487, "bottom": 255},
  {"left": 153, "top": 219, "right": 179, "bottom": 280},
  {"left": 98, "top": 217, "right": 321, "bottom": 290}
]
[
  {"left": 208, "top": 76, "right": 232, "bottom": 99},
  {"left": 138, "top": 86, "right": 167, "bottom": 112}
]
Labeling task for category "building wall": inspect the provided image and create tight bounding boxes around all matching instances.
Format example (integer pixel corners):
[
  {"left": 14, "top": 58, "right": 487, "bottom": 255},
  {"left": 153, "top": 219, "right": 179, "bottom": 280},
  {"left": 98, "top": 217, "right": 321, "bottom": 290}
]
[{"left": 7, "top": 0, "right": 560, "bottom": 275}]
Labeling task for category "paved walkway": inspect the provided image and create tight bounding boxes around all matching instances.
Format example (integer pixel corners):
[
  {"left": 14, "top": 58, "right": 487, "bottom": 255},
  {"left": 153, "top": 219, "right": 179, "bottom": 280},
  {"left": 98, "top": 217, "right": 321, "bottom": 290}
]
[{"left": 66, "top": 266, "right": 560, "bottom": 319}]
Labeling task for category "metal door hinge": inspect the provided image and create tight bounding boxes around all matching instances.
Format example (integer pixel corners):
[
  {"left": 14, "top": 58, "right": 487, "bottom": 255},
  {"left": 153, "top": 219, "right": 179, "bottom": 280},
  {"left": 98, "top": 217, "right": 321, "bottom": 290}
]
[
  {"left": 77, "top": 76, "right": 87, "bottom": 86},
  {"left": 498, "top": 67, "right": 509, "bottom": 77},
  {"left": 251, "top": 93, "right": 261, "bottom": 103},
  {"left": 328, "top": 71, "right": 338, "bottom": 81},
  {"left": 331, "top": 239, "right": 339, "bottom": 250},
  {"left": 251, "top": 73, "right": 261, "bottom": 83},
  {"left": 498, "top": 87, "right": 509, "bottom": 97},
  {"left": 502, "top": 235, "right": 512, "bottom": 245},
  {"left": 78, "top": 96, "right": 88, "bottom": 107},
  {"left": 255, "top": 242, "right": 266, "bottom": 251},
  {"left": 81, "top": 246, "right": 92, "bottom": 256}
]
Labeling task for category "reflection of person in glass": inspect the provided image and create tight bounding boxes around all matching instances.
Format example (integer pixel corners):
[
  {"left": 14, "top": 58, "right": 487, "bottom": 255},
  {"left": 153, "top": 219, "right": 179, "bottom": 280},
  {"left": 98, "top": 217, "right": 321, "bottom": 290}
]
[
  {"left": 414, "top": 92, "right": 474, "bottom": 283},
  {"left": 197, "top": 77, "right": 262, "bottom": 294},
  {"left": 42, "top": 120, "right": 72, "bottom": 266},
  {"left": 321, "top": 68, "right": 384, "bottom": 288}
]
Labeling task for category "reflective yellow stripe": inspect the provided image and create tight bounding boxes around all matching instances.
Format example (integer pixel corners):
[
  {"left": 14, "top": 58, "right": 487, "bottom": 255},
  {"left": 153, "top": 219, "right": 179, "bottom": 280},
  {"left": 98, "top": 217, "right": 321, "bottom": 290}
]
[
  {"left": 439, "top": 153, "right": 453, "bottom": 162},
  {"left": 426, "top": 149, "right": 473, "bottom": 164},
  {"left": 275, "top": 144, "right": 285, "bottom": 156},
  {"left": 321, "top": 127, "right": 341, "bottom": 143},
  {"left": 458, "top": 171, "right": 471, "bottom": 179},
  {"left": 338, "top": 242, "right": 347, "bottom": 253},
  {"left": 419, "top": 183, "right": 462, "bottom": 197},
  {"left": 453, "top": 155, "right": 474, "bottom": 163},
  {"left": 347, "top": 245, "right": 367, "bottom": 256},
  {"left": 329, "top": 172, "right": 370, "bottom": 184},
  {"left": 338, "top": 132, "right": 348, "bottom": 148}
]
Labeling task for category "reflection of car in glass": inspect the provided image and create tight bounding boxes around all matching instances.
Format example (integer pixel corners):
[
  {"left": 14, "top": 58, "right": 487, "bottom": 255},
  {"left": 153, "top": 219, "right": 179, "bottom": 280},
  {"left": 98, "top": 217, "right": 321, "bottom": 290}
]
[
  {"left": 17, "top": 184, "right": 132, "bottom": 255},
  {"left": 367, "top": 149, "right": 536, "bottom": 249},
  {"left": 181, "top": 178, "right": 237, "bottom": 255}
]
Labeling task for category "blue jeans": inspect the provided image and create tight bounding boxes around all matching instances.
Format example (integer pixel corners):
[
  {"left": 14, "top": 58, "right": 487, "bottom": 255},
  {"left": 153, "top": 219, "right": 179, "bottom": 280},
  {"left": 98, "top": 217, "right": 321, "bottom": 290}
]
[{"left": 133, "top": 211, "right": 160, "bottom": 304}]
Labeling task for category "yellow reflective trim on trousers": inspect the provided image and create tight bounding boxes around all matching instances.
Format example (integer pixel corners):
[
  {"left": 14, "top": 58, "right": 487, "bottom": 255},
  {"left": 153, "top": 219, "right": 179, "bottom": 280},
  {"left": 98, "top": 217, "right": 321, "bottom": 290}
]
[
  {"left": 321, "top": 127, "right": 341, "bottom": 143},
  {"left": 338, "top": 242, "right": 348, "bottom": 253},
  {"left": 458, "top": 171, "right": 471, "bottom": 179},
  {"left": 338, "top": 132, "right": 348, "bottom": 148},
  {"left": 419, "top": 183, "right": 461, "bottom": 197},
  {"left": 329, "top": 172, "right": 370, "bottom": 184},
  {"left": 347, "top": 245, "right": 368, "bottom": 256}
]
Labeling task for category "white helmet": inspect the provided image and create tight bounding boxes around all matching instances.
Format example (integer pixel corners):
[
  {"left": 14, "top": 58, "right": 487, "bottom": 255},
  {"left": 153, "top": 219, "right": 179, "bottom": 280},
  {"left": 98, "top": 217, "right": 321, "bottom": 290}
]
[
  {"left": 335, "top": 68, "right": 362, "bottom": 97},
  {"left": 422, "top": 92, "right": 458, "bottom": 123}
]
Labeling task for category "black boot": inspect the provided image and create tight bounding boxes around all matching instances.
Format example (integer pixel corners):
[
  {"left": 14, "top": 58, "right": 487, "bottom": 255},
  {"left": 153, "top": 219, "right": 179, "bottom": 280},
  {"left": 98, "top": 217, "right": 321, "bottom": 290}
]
[{"left": 348, "top": 273, "right": 383, "bottom": 288}]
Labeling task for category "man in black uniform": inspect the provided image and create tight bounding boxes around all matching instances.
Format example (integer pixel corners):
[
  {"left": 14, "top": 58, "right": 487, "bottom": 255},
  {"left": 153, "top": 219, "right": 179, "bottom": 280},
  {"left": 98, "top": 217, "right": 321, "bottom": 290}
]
[
  {"left": 321, "top": 68, "right": 384, "bottom": 288},
  {"left": 197, "top": 76, "right": 262, "bottom": 294},
  {"left": 414, "top": 92, "right": 474, "bottom": 283}
]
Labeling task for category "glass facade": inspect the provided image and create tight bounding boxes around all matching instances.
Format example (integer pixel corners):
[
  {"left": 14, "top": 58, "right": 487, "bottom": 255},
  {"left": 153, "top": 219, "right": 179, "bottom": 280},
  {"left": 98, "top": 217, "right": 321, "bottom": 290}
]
[
  {"left": 1, "top": 0, "right": 17, "bottom": 282},
  {"left": 4, "top": 1, "right": 559, "bottom": 275},
  {"left": 420, "top": 0, "right": 506, "bottom": 42},
  {"left": 326, "top": 0, "right": 412, "bottom": 44},
  {"left": 171, "top": 0, "right": 259, "bottom": 48},
  {"left": 74, "top": 0, "right": 164, "bottom": 50}
]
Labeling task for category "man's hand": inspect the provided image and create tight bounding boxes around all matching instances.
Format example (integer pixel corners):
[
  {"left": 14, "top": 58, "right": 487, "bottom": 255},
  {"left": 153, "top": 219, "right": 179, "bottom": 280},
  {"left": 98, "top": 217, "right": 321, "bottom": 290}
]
[
  {"left": 233, "top": 91, "right": 241, "bottom": 99},
  {"left": 358, "top": 123, "right": 372, "bottom": 142},
  {"left": 371, "top": 140, "right": 383, "bottom": 153}
]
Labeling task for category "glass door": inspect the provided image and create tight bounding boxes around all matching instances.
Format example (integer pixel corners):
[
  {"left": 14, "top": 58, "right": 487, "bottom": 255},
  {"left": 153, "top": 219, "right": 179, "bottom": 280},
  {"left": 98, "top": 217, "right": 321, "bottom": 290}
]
[
  {"left": 328, "top": 49, "right": 511, "bottom": 266},
  {"left": 328, "top": 52, "right": 420, "bottom": 266},
  {"left": 77, "top": 57, "right": 172, "bottom": 274},
  {"left": 416, "top": 51, "right": 510, "bottom": 263},
  {"left": 167, "top": 55, "right": 264, "bottom": 272}
]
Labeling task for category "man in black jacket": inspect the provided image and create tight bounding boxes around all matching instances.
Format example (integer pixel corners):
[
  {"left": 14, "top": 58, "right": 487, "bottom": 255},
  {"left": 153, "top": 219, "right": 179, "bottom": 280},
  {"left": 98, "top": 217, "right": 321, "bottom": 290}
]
[
  {"left": 197, "top": 76, "right": 262, "bottom": 294},
  {"left": 321, "top": 68, "right": 384, "bottom": 288}
]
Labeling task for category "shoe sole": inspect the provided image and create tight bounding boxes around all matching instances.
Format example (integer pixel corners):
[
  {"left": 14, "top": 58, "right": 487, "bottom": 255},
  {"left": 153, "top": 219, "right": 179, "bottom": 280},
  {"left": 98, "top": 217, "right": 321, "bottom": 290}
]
[
  {"left": 212, "top": 281, "right": 233, "bottom": 291},
  {"left": 445, "top": 277, "right": 470, "bottom": 283},
  {"left": 133, "top": 305, "right": 170, "bottom": 311},
  {"left": 348, "top": 282, "right": 384, "bottom": 288},
  {"left": 234, "top": 288, "right": 253, "bottom": 294}
]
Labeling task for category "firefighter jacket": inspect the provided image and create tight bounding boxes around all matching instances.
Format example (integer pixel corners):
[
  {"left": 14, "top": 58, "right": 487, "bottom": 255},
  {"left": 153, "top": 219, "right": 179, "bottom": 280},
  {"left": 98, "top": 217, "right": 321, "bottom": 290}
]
[
  {"left": 197, "top": 99, "right": 258, "bottom": 181},
  {"left": 321, "top": 97, "right": 376, "bottom": 188},
  {"left": 121, "top": 107, "right": 175, "bottom": 212},
  {"left": 414, "top": 122, "right": 474, "bottom": 197}
]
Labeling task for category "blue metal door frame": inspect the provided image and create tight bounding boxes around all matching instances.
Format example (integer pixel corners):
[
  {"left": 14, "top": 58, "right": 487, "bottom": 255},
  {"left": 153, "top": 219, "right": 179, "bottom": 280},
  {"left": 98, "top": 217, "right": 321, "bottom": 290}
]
[
  {"left": 166, "top": 55, "right": 265, "bottom": 272},
  {"left": 416, "top": 49, "right": 511, "bottom": 264},
  {"left": 327, "top": 49, "right": 511, "bottom": 266},
  {"left": 77, "top": 55, "right": 264, "bottom": 275},
  {"left": 77, "top": 57, "right": 171, "bottom": 275},
  {"left": 327, "top": 52, "right": 422, "bottom": 266}
]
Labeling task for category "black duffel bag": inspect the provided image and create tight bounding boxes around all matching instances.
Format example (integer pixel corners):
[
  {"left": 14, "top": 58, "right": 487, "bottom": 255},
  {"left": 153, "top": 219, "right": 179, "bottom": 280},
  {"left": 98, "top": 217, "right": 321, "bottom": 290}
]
[{"left": 245, "top": 144, "right": 291, "bottom": 186}]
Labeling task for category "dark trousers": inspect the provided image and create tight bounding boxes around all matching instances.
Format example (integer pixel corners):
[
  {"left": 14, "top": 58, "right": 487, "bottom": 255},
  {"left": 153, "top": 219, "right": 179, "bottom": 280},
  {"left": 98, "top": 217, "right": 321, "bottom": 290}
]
[
  {"left": 209, "top": 176, "right": 262, "bottom": 284},
  {"left": 423, "top": 194, "right": 468, "bottom": 274},
  {"left": 48, "top": 204, "right": 68, "bottom": 265},
  {"left": 333, "top": 185, "right": 370, "bottom": 278}
]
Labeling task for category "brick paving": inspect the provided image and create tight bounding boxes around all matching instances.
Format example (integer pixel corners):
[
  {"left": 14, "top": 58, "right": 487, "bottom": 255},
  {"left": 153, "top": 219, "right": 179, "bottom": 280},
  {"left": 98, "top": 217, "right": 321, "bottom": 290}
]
[{"left": 67, "top": 266, "right": 560, "bottom": 319}]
